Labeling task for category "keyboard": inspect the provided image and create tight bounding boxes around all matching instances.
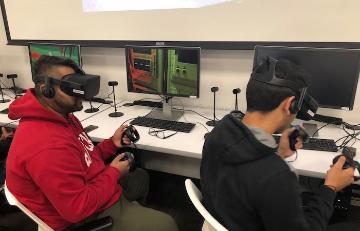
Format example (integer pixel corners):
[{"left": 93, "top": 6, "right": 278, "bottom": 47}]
[
  {"left": 273, "top": 135, "right": 338, "bottom": 152},
  {"left": 132, "top": 100, "right": 163, "bottom": 108},
  {"left": 130, "top": 117, "right": 195, "bottom": 133}
]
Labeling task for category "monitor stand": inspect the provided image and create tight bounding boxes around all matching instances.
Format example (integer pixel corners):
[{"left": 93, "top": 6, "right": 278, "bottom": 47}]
[{"left": 145, "top": 97, "right": 182, "bottom": 121}]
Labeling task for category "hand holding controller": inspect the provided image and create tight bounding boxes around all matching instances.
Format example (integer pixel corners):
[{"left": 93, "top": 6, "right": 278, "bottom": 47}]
[
  {"left": 121, "top": 152, "right": 135, "bottom": 172},
  {"left": 332, "top": 147, "right": 360, "bottom": 172},
  {"left": 288, "top": 125, "right": 309, "bottom": 151},
  {"left": 121, "top": 125, "right": 140, "bottom": 145}
]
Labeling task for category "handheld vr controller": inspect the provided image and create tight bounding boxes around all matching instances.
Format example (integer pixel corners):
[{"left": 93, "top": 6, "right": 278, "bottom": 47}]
[
  {"left": 121, "top": 152, "right": 135, "bottom": 172},
  {"left": 288, "top": 125, "right": 309, "bottom": 151},
  {"left": 121, "top": 125, "right": 140, "bottom": 145}
]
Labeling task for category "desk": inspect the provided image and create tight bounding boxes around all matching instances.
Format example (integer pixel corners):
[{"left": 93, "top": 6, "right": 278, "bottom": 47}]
[
  {"left": 1, "top": 97, "right": 359, "bottom": 181},
  {"left": 81, "top": 101, "right": 360, "bottom": 181},
  {"left": 290, "top": 123, "right": 360, "bottom": 180},
  {"left": 81, "top": 102, "right": 224, "bottom": 177},
  {"left": 0, "top": 92, "right": 17, "bottom": 127}
]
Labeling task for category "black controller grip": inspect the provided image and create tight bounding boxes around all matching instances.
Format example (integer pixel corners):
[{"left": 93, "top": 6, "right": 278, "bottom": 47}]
[{"left": 288, "top": 125, "right": 309, "bottom": 151}]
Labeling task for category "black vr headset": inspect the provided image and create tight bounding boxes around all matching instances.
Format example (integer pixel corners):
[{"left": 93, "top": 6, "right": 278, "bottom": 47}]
[
  {"left": 34, "top": 64, "right": 100, "bottom": 100},
  {"left": 250, "top": 57, "right": 318, "bottom": 121}
]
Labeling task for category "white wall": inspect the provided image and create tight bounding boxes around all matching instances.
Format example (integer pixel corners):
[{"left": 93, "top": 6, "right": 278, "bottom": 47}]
[{"left": 1, "top": 9, "right": 360, "bottom": 123}]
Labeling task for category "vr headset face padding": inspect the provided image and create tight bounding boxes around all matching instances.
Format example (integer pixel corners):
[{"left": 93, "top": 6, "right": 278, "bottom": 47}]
[{"left": 250, "top": 57, "right": 318, "bottom": 120}]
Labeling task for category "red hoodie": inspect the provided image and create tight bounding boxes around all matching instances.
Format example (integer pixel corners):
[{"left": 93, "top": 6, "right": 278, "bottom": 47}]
[{"left": 6, "top": 89, "right": 122, "bottom": 230}]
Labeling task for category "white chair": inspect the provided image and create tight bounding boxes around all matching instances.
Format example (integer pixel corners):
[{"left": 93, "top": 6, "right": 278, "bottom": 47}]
[
  {"left": 4, "top": 181, "right": 54, "bottom": 231},
  {"left": 185, "top": 179, "right": 228, "bottom": 231}
]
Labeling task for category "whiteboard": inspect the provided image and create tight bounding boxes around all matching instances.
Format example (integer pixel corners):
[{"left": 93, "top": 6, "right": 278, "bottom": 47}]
[{"left": 2, "top": 0, "right": 360, "bottom": 49}]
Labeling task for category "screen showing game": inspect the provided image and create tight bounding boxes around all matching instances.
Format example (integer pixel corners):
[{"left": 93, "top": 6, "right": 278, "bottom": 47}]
[
  {"left": 126, "top": 46, "right": 164, "bottom": 95},
  {"left": 166, "top": 48, "right": 200, "bottom": 97},
  {"left": 126, "top": 46, "right": 200, "bottom": 97}
]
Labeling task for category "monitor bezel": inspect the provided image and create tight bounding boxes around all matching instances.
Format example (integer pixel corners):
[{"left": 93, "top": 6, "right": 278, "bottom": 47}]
[
  {"left": 125, "top": 45, "right": 200, "bottom": 98},
  {"left": 253, "top": 45, "right": 360, "bottom": 110}
]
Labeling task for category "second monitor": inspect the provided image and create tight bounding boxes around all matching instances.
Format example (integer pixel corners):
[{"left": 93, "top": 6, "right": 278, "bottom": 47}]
[
  {"left": 126, "top": 46, "right": 200, "bottom": 121},
  {"left": 126, "top": 46, "right": 200, "bottom": 98}
]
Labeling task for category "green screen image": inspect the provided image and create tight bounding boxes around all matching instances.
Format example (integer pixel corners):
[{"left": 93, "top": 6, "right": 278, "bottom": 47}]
[
  {"left": 28, "top": 43, "right": 81, "bottom": 78},
  {"left": 167, "top": 49, "right": 199, "bottom": 97},
  {"left": 126, "top": 47, "right": 164, "bottom": 94}
]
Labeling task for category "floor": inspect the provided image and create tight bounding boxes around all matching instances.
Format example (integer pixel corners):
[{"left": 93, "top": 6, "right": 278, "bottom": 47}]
[{"left": 1, "top": 173, "right": 360, "bottom": 231}]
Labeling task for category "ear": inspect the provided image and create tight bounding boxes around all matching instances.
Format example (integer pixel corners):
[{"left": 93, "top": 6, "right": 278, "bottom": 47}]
[
  {"left": 281, "top": 96, "right": 295, "bottom": 115},
  {"left": 38, "top": 83, "right": 46, "bottom": 95}
]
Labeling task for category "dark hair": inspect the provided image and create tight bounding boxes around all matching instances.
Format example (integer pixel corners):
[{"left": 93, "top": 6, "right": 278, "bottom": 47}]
[
  {"left": 33, "top": 55, "right": 81, "bottom": 82},
  {"left": 246, "top": 59, "right": 309, "bottom": 112}
]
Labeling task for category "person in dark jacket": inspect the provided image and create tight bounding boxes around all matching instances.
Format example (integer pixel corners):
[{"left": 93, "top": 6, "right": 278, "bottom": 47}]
[{"left": 200, "top": 58, "right": 355, "bottom": 231}]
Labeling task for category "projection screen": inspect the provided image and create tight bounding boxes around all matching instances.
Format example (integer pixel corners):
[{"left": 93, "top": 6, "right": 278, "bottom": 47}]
[{"left": 1, "top": 0, "right": 360, "bottom": 49}]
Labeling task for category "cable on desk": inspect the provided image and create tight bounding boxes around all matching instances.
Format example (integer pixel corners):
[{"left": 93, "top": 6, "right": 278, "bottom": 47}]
[
  {"left": 175, "top": 106, "right": 210, "bottom": 133},
  {"left": 121, "top": 117, "right": 137, "bottom": 127},
  {"left": 335, "top": 126, "right": 360, "bottom": 149},
  {"left": 310, "top": 122, "right": 332, "bottom": 138},
  {"left": 175, "top": 108, "right": 213, "bottom": 121}
]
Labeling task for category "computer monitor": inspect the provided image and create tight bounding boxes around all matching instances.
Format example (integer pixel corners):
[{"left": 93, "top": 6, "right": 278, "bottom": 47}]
[
  {"left": 126, "top": 46, "right": 200, "bottom": 121},
  {"left": 126, "top": 46, "right": 200, "bottom": 97},
  {"left": 253, "top": 46, "right": 360, "bottom": 110},
  {"left": 28, "top": 43, "right": 82, "bottom": 80}
]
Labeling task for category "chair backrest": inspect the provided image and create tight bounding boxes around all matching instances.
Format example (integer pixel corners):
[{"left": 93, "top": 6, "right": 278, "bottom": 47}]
[
  {"left": 4, "top": 181, "right": 54, "bottom": 231},
  {"left": 185, "top": 179, "right": 228, "bottom": 231}
]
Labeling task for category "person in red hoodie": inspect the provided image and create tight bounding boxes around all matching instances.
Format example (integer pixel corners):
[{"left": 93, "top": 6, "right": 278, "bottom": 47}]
[{"left": 5, "top": 56, "right": 178, "bottom": 231}]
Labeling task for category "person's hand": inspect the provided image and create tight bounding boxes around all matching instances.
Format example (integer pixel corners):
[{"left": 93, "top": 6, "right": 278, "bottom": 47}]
[
  {"left": 277, "top": 127, "right": 303, "bottom": 159},
  {"left": 0, "top": 127, "right": 14, "bottom": 141},
  {"left": 110, "top": 153, "right": 130, "bottom": 175},
  {"left": 324, "top": 156, "right": 354, "bottom": 192},
  {"left": 111, "top": 125, "right": 131, "bottom": 148}
]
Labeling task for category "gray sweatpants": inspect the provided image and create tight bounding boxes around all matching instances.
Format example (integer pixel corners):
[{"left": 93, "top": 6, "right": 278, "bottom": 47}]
[{"left": 97, "top": 168, "right": 179, "bottom": 231}]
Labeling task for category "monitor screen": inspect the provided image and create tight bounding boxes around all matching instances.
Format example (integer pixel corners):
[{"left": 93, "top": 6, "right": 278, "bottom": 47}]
[
  {"left": 126, "top": 46, "right": 164, "bottom": 95},
  {"left": 253, "top": 46, "right": 360, "bottom": 110},
  {"left": 166, "top": 48, "right": 200, "bottom": 98},
  {"left": 126, "top": 46, "right": 200, "bottom": 98},
  {"left": 28, "top": 43, "right": 82, "bottom": 80}
]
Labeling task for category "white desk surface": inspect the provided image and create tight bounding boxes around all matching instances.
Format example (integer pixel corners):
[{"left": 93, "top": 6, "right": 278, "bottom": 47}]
[
  {"left": 74, "top": 101, "right": 113, "bottom": 122},
  {"left": 1, "top": 97, "right": 359, "bottom": 181},
  {"left": 82, "top": 101, "right": 225, "bottom": 159},
  {"left": 289, "top": 123, "right": 360, "bottom": 179},
  {"left": 0, "top": 92, "right": 18, "bottom": 127},
  {"left": 82, "top": 101, "right": 360, "bottom": 180}
]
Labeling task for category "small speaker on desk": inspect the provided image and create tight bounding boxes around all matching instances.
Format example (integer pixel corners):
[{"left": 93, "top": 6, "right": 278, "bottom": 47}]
[
  {"left": 206, "top": 87, "right": 219, "bottom": 127},
  {"left": 108, "top": 81, "right": 124, "bottom": 117},
  {"left": 84, "top": 98, "right": 100, "bottom": 113}
]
